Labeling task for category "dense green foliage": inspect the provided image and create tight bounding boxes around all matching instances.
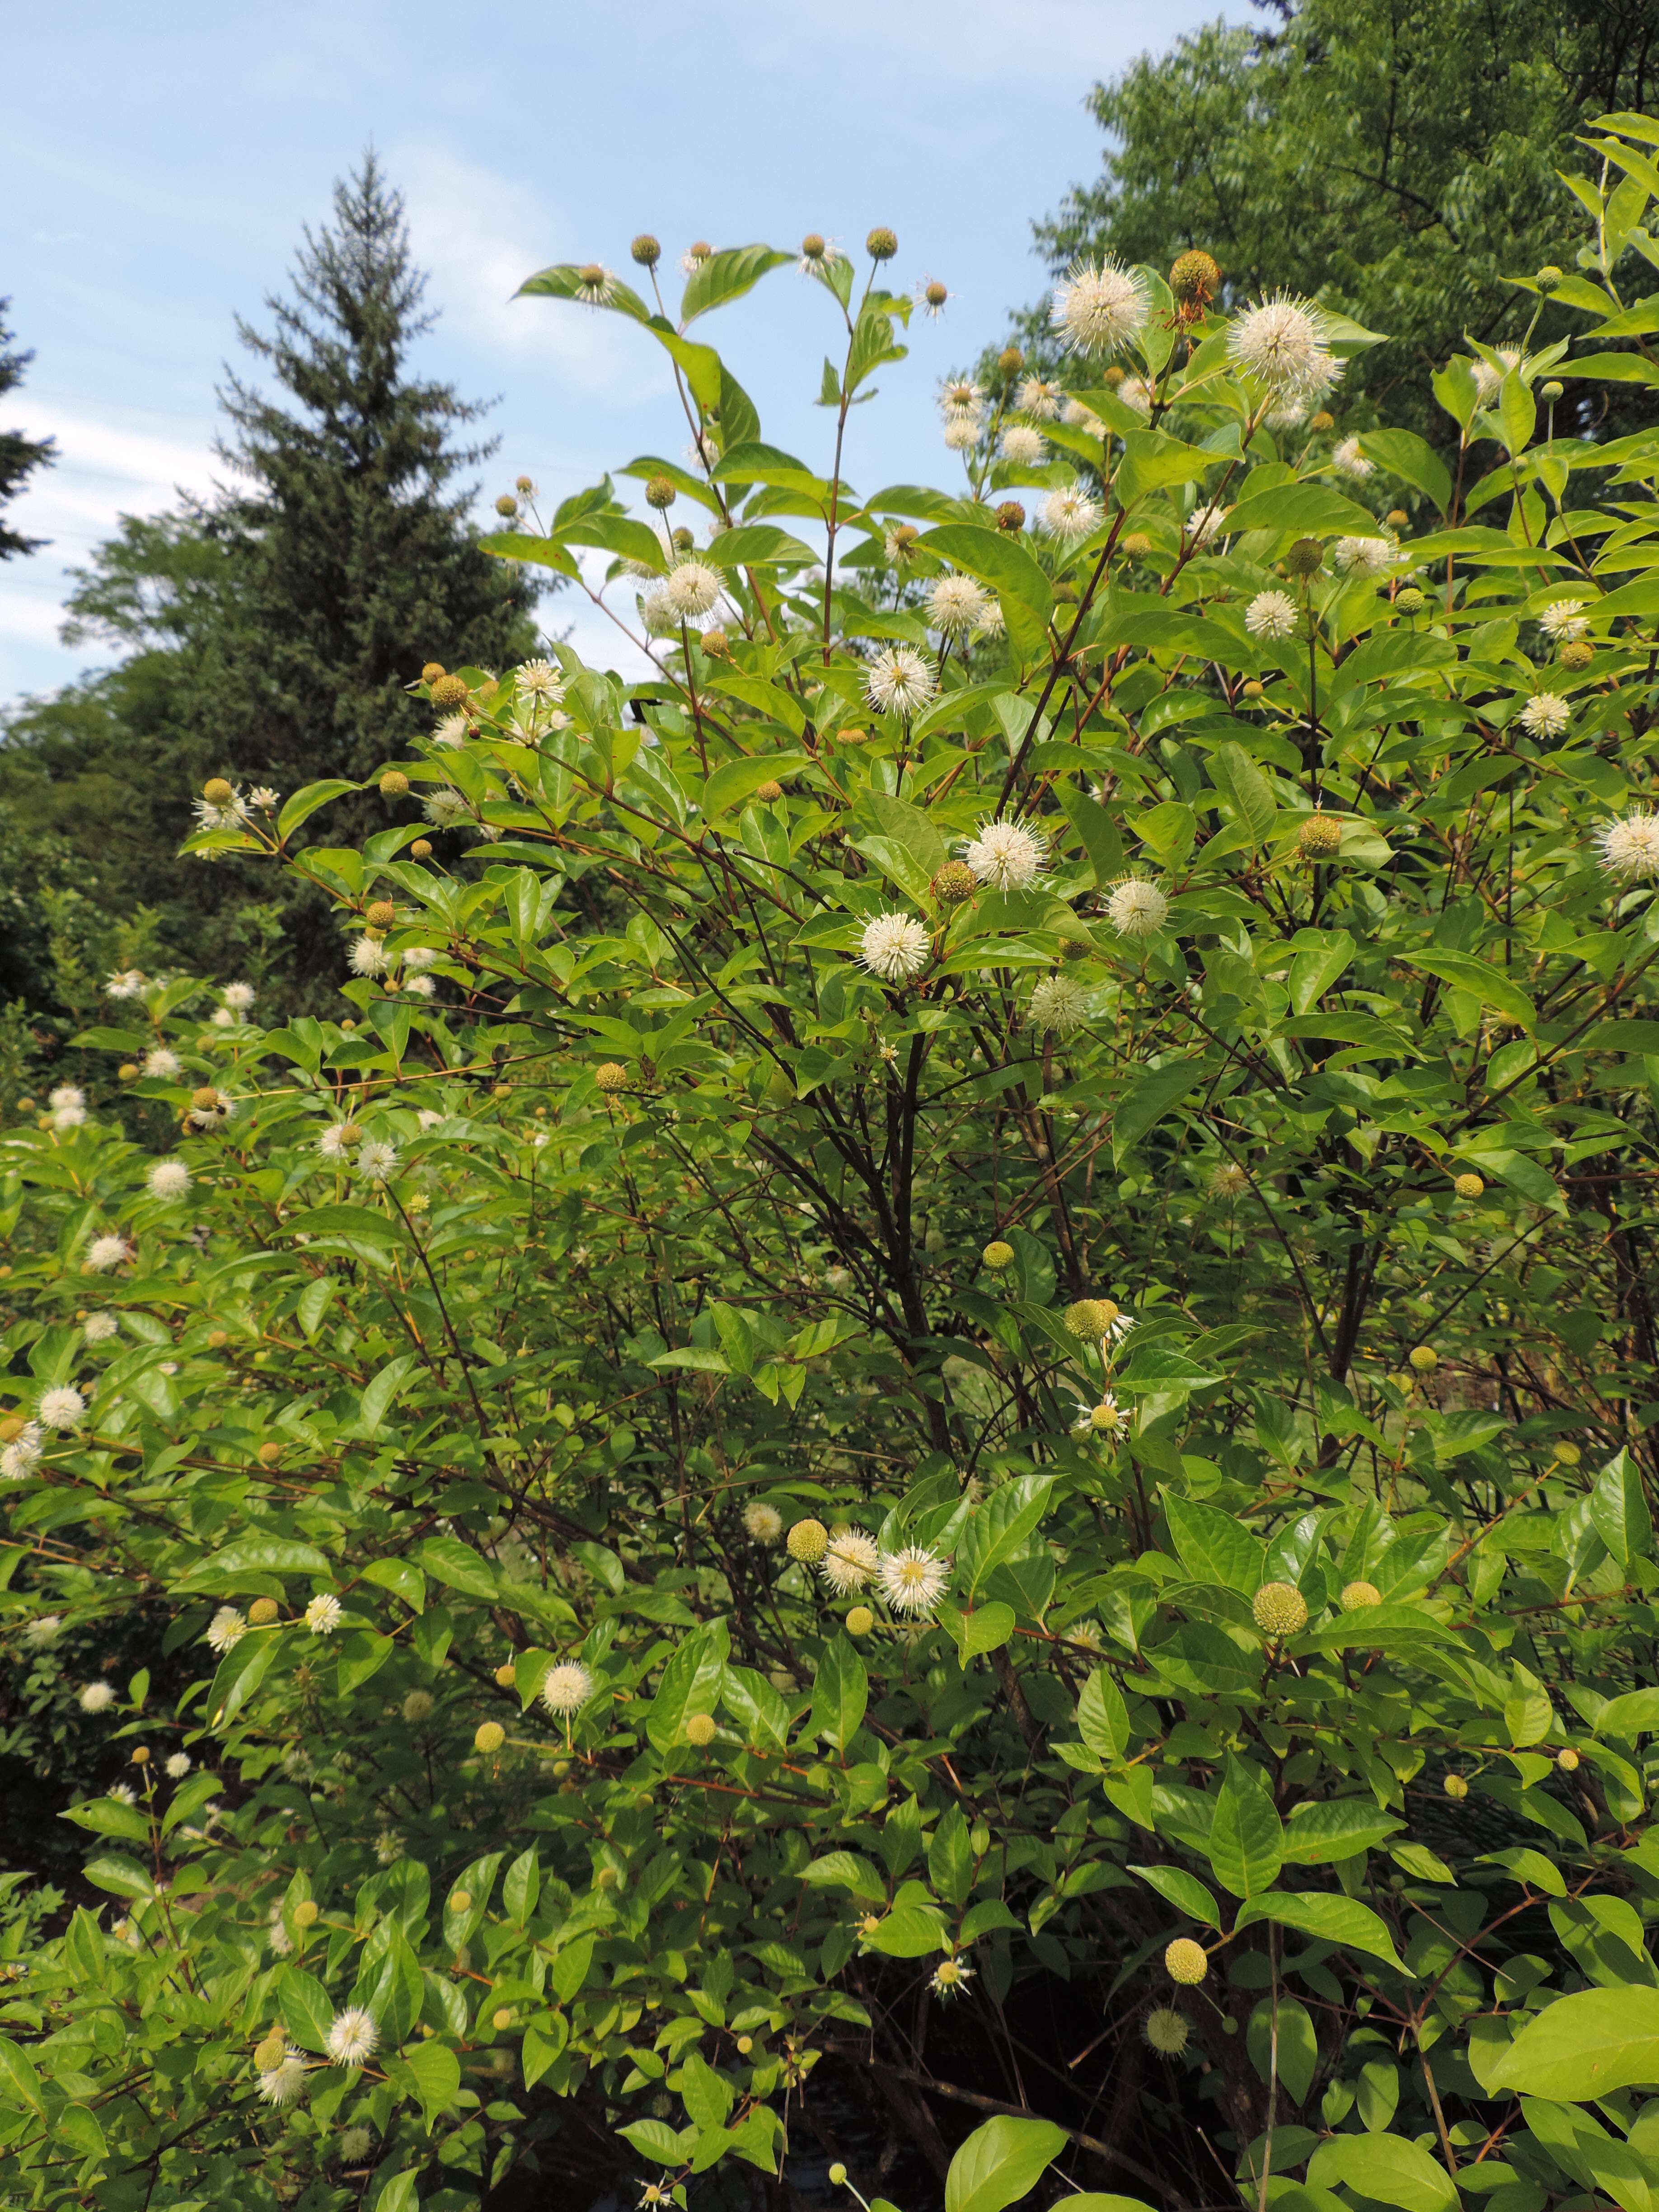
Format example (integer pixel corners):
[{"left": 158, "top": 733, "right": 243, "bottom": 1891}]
[
  {"left": 0, "top": 159, "right": 539, "bottom": 1028},
  {"left": 5, "top": 114, "right": 1659, "bottom": 2212},
  {"left": 1014, "top": 0, "right": 1659, "bottom": 442}
]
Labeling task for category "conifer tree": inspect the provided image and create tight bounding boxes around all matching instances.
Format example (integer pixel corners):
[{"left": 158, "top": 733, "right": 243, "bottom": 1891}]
[
  {"left": 205, "top": 152, "right": 536, "bottom": 793},
  {"left": 0, "top": 301, "right": 54, "bottom": 559}
]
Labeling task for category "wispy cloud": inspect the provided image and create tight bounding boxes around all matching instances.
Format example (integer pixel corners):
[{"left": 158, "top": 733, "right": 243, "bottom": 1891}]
[{"left": 397, "top": 147, "right": 671, "bottom": 403}]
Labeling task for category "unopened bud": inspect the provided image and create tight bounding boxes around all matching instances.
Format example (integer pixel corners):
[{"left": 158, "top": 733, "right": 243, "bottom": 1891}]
[
  {"left": 631, "top": 234, "right": 661, "bottom": 267},
  {"left": 1285, "top": 538, "right": 1324, "bottom": 578},
  {"left": 1536, "top": 266, "right": 1562, "bottom": 292},
  {"left": 379, "top": 769, "right": 409, "bottom": 795},
  {"left": 495, "top": 494, "right": 519, "bottom": 517},
  {"left": 995, "top": 500, "right": 1026, "bottom": 533},
  {"left": 420, "top": 662, "right": 446, "bottom": 683},
  {"left": 292, "top": 1899, "right": 319, "bottom": 1927},
  {"left": 475, "top": 1721, "right": 505, "bottom": 1753},
  {"left": 366, "top": 900, "right": 396, "bottom": 930},
  {"left": 202, "top": 778, "right": 234, "bottom": 806},
  {"left": 411, "top": 839, "right": 433, "bottom": 858},
  {"left": 248, "top": 1598, "right": 279, "bottom": 1625},
  {"left": 997, "top": 346, "right": 1024, "bottom": 378},
  {"left": 257, "top": 1442, "right": 282, "bottom": 1467},
  {"left": 645, "top": 475, "right": 677, "bottom": 510},
  {"left": 866, "top": 227, "right": 898, "bottom": 261}
]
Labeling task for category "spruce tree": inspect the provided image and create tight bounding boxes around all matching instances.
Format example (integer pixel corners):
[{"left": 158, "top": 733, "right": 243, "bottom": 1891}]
[
  {"left": 206, "top": 152, "right": 536, "bottom": 794},
  {"left": 0, "top": 302, "right": 54, "bottom": 559}
]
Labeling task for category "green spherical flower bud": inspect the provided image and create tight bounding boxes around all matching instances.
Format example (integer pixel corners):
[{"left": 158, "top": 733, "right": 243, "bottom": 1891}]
[
  {"left": 932, "top": 861, "right": 979, "bottom": 904},
  {"left": 1409, "top": 1345, "right": 1438, "bottom": 1373},
  {"left": 1557, "top": 1747, "right": 1579, "bottom": 1772},
  {"left": 1560, "top": 639, "right": 1593, "bottom": 671},
  {"left": 1542, "top": 380, "right": 1564, "bottom": 401},
  {"left": 1284, "top": 538, "right": 1324, "bottom": 579},
  {"left": 474, "top": 1721, "right": 505, "bottom": 1754},
  {"left": 846, "top": 1605, "right": 874, "bottom": 1636},
  {"left": 1395, "top": 586, "right": 1426, "bottom": 615},
  {"left": 1252, "top": 1581, "right": 1308, "bottom": 1638},
  {"left": 982, "top": 1240, "right": 1016, "bottom": 1271},
  {"left": 1298, "top": 814, "right": 1342, "bottom": 859},
  {"left": 495, "top": 494, "right": 519, "bottom": 517},
  {"left": 684, "top": 1712, "right": 717, "bottom": 1746},
  {"left": 866, "top": 227, "right": 898, "bottom": 262},
  {"left": 202, "top": 778, "right": 235, "bottom": 806},
  {"left": 594, "top": 1062, "right": 630, "bottom": 1093},
  {"left": 995, "top": 500, "right": 1026, "bottom": 533},
  {"left": 380, "top": 769, "right": 409, "bottom": 796},
  {"left": 1453, "top": 1172, "right": 1484, "bottom": 1199},
  {"left": 1164, "top": 1936, "right": 1208, "bottom": 1986},
  {"left": 1341, "top": 1580, "right": 1382, "bottom": 1611},
  {"left": 830, "top": 2165, "right": 848, "bottom": 2188},
  {"left": 1444, "top": 1773, "right": 1469, "bottom": 1800},
  {"left": 645, "top": 475, "right": 677, "bottom": 510},
  {"left": 1535, "top": 266, "right": 1563, "bottom": 292},
  {"left": 292, "top": 1899, "right": 319, "bottom": 1928},
  {"left": 787, "top": 1518, "right": 828, "bottom": 1563},
  {"left": 1064, "top": 1298, "right": 1118, "bottom": 1341},
  {"left": 1145, "top": 2005, "right": 1190, "bottom": 2055},
  {"left": 631, "top": 234, "right": 661, "bottom": 268},
  {"left": 1169, "top": 249, "right": 1220, "bottom": 306}
]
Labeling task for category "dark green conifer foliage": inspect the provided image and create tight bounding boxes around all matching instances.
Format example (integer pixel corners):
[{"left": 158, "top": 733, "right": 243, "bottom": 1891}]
[
  {"left": 206, "top": 151, "right": 537, "bottom": 793},
  {"left": 0, "top": 301, "right": 54, "bottom": 560}
]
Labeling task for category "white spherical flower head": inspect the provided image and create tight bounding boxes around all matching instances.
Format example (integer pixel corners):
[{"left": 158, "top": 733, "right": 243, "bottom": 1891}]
[
  {"left": 222, "top": 981, "right": 256, "bottom": 1014},
  {"left": 52, "top": 1103, "right": 87, "bottom": 1132},
  {"left": 1472, "top": 347, "right": 1523, "bottom": 405},
  {"left": 1228, "top": 295, "right": 1342, "bottom": 400},
  {"left": 543, "top": 1660, "right": 595, "bottom": 1716},
  {"left": 928, "top": 574, "right": 989, "bottom": 635},
  {"left": 403, "top": 974, "right": 435, "bottom": 1000},
  {"left": 1540, "top": 599, "right": 1590, "bottom": 643},
  {"left": 1245, "top": 590, "right": 1299, "bottom": 642},
  {"left": 23, "top": 1613, "right": 61, "bottom": 1646},
  {"left": 1119, "top": 375, "right": 1155, "bottom": 419},
  {"left": 85, "top": 1235, "right": 129, "bottom": 1272},
  {"left": 39, "top": 1386, "right": 85, "bottom": 1431},
  {"left": 258, "top": 2051, "right": 309, "bottom": 2106},
  {"left": 1107, "top": 878, "right": 1170, "bottom": 939},
  {"left": 1520, "top": 692, "right": 1571, "bottom": 739},
  {"left": 1334, "top": 535, "right": 1397, "bottom": 576},
  {"left": 318, "top": 1125, "right": 352, "bottom": 1162},
  {"left": 356, "top": 1140, "right": 398, "bottom": 1184},
  {"left": 338, "top": 2124, "right": 374, "bottom": 2164},
  {"left": 142, "top": 1048, "right": 180, "bottom": 1079},
  {"left": 998, "top": 424, "right": 1046, "bottom": 467},
  {"left": 349, "top": 936, "right": 388, "bottom": 978},
  {"left": 1030, "top": 973, "right": 1091, "bottom": 1036},
  {"left": 743, "top": 1501, "right": 784, "bottom": 1545},
  {"left": 963, "top": 819, "right": 1045, "bottom": 891},
  {"left": 665, "top": 561, "right": 722, "bottom": 619},
  {"left": 1186, "top": 503, "right": 1228, "bottom": 546},
  {"left": 1051, "top": 257, "right": 1148, "bottom": 356},
  {"left": 1061, "top": 399, "right": 1105, "bottom": 435},
  {"left": 0, "top": 1423, "right": 42, "bottom": 1482},
  {"left": 1266, "top": 398, "right": 1309, "bottom": 431},
  {"left": 423, "top": 789, "right": 470, "bottom": 829},
  {"left": 1040, "top": 483, "right": 1102, "bottom": 544},
  {"left": 304, "top": 1593, "right": 342, "bottom": 1636},
  {"left": 431, "top": 712, "right": 469, "bottom": 749},
  {"left": 877, "top": 1543, "right": 951, "bottom": 1617},
  {"left": 939, "top": 377, "right": 985, "bottom": 423},
  {"left": 1017, "top": 376, "right": 1064, "bottom": 419},
  {"left": 80, "top": 1681, "right": 116, "bottom": 1713},
  {"left": 165, "top": 1751, "right": 191, "bottom": 1779},
  {"left": 820, "top": 1529, "right": 880, "bottom": 1595},
  {"left": 976, "top": 599, "right": 1007, "bottom": 640},
  {"left": 326, "top": 2008, "right": 379, "bottom": 2067},
  {"left": 1596, "top": 811, "right": 1659, "bottom": 881},
  {"left": 50, "top": 1085, "right": 84, "bottom": 1113},
  {"left": 1331, "top": 435, "right": 1373, "bottom": 479},
  {"left": 516, "top": 657, "right": 565, "bottom": 699},
  {"left": 106, "top": 969, "right": 147, "bottom": 1000},
  {"left": 147, "top": 1159, "right": 191, "bottom": 1199},
  {"left": 108, "top": 1782, "right": 137, "bottom": 1806},
  {"left": 942, "top": 415, "right": 979, "bottom": 453},
  {"left": 864, "top": 645, "right": 937, "bottom": 718},
  {"left": 206, "top": 1605, "right": 246, "bottom": 1654},
  {"left": 83, "top": 1312, "right": 119, "bottom": 1344},
  {"left": 859, "top": 912, "right": 931, "bottom": 984}
]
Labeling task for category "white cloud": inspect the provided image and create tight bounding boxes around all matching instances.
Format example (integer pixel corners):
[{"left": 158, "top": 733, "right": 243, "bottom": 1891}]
[
  {"left": 396, "top": 146, "right": 670, "bottom": 402},
  {"left": 703, "top": 0, "right": 1223, "bottom": 87},
  {"left": 0, "top": 591, "right": 70, "bottom": 648}
]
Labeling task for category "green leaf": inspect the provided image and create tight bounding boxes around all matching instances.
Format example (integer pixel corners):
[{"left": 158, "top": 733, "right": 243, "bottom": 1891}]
[
  {"left": 680, "top": 245, "right": 791, "bottom": 323},
  {"left": 1498, "top": 370, "right": 1537, "bottom": 459},
  {"left": 1224, "top": 482, "right": 1381, "bottom": 537},
  {"left": 1164, "top": 1492, "right": 1264, "bottom": 1593},
  {"left": 1288, "top": 930, "right": 1356, "bottom": 1014},
  {"left": 809, "top": 1632, "right": 868, "bottom": 1751},
  {"left": 1055, "top": 783, "right": 1125, "bottom": 886},
  {"left": 1248, "top": 1993, "right": 1319, "bottom": 2105},
  {"left": 361, "top": 1558, "right": 426, "bottom": 1613},
  {"left": 63, "top": 1797, "right": 150, "bottom": 1843},
  {"left": 1077, "top": 1667, "right": 1131, "bottom": 1762},
  {"left": 1591, "top": 1448, "right": 1653, "bottom": 1562},
  {"left": 928, "top": 1805, "right": 974, "bottom": 1906},
  {"left": 1358, "top": 430, "right": 1453, "bottom": 514},
  {"left": 1113, "top": 1058, "right": 1207, "bottom": 1165},
  {"left": 801, "top": 1851, "right": 887, "bottom": 1898},
  {"left": 277, "top": 779, "right": 357, "bottom": 840},
  {"left": 1206, "top": 1757, "right": 1284, "bottom": 1898},
  {"left": 361, "top": 1354, "right": 418, "bottom": 1434},
  {"left": 281, "top": 1202, "right": 401, "bottom": 1247},
  {"left": 944, "top": 1601, "right": 1017, "bottom": 1661},
  {"left": 1411, "top": 950, "right": 1536, "bottom": 1030},
  {"left": 917, "top": 525, "right": 1054, "bottom": 618},
  {"left": 867, "top": 1903, "right": 949, "bottom": 1956},
  {"left": 1279, "top": 1800, "right": 1402, "bottom": 1864},
  {"left": 1208, "top": 743, "right": 1277, "bottom": 846},
  {"left": 280, "top": 1965, "right": 336, "bottom": 2054},
  {"left": 1129, "top": 1863, "right": 1219, "bottom": 1926},
  {"left": 963, "top": 1474, "right": 1052, "bottom": 1597},
  {"left": 548, "top": 1932, "right": 594, "bottom": 2005},
  {"left": 944, "top": 2115, "right": 1069, "bottom": 2212},
  {"left": 703, "top": 753, "right": 811, "bottom": 820},
  {"left": 516, "top": 262, "right": 651, "bottom": 322},
  {"left": 1234, "top": 1890, "right": 1407, "bottom": 1971},
  {"left": 1306, "top": 2132, "right": 1456, "bottom": 2212},
  {"left": 1594, "top": 1687, "right": 1659, "bottom": 1739},
  {"left": 0, "top": 2036, "right": 44, "bottom": 2114},
  {"left": 415, "top": 1535, "right": 500, "bottom": 1601},
  {"left": 1492, "top": 1986, "right": 1659, "bottom": 2100},
  {"left": 393, "top": 2040, "right": 461, "bottom": 2132}
]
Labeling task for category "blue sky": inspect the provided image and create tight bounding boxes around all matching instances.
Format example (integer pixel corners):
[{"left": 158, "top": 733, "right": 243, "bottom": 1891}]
[{"left": 1, "top": 0, "right": 1246, "bottom": 701}]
